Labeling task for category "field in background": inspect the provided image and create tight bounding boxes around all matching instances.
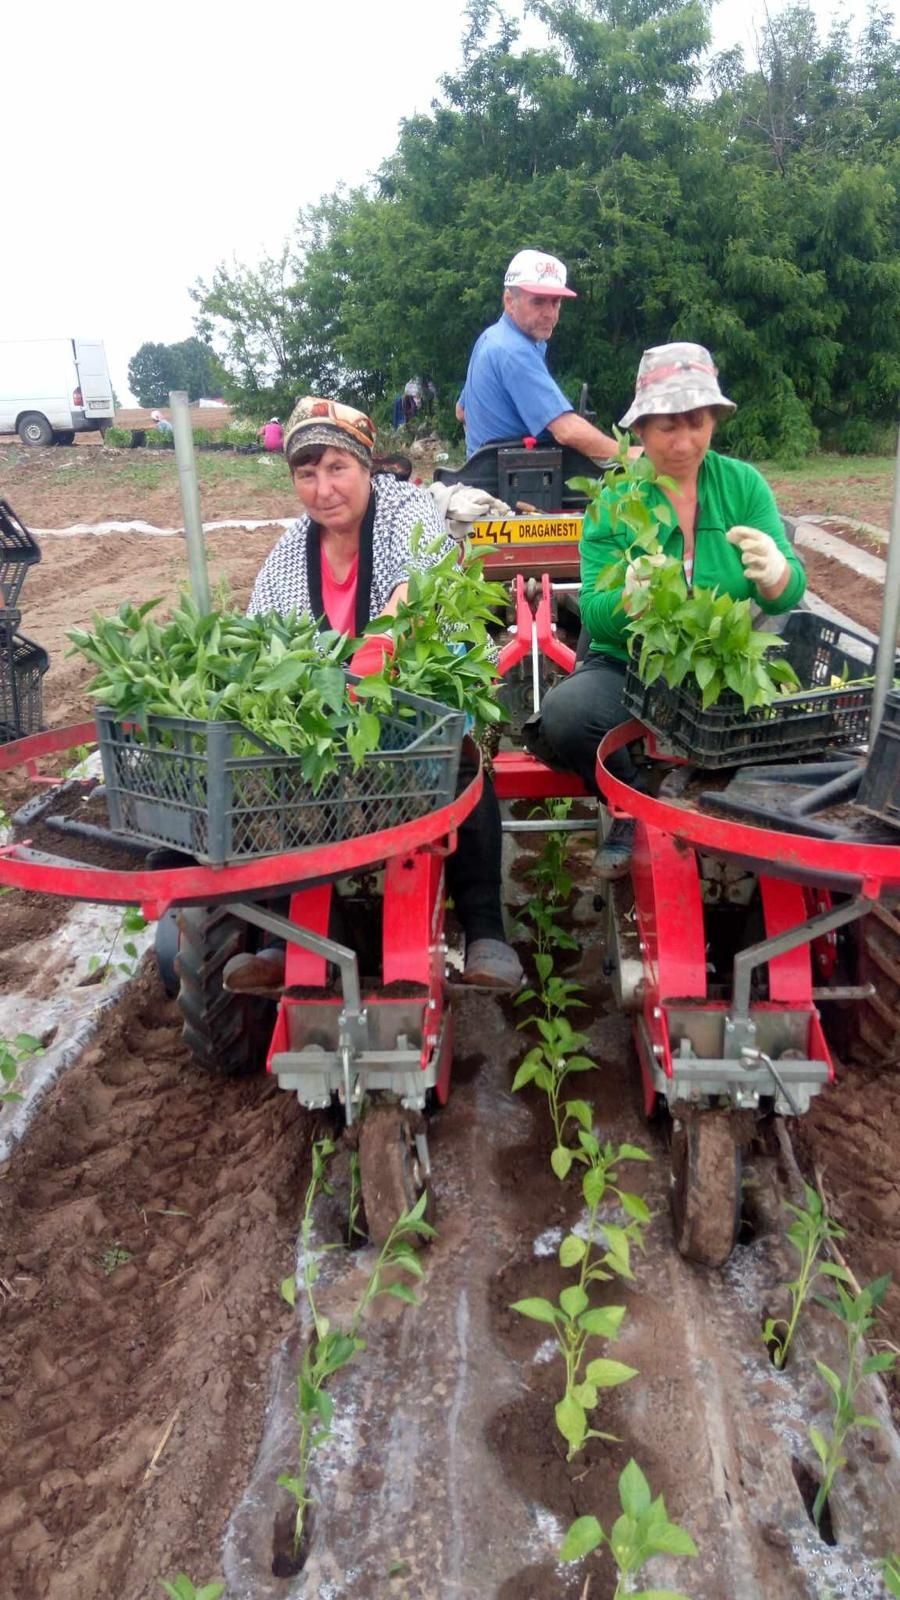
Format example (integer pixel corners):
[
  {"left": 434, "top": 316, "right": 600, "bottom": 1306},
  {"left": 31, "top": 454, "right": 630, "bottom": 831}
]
[{"left": 0, "top": 445, "right": 894, "bottom": 533}]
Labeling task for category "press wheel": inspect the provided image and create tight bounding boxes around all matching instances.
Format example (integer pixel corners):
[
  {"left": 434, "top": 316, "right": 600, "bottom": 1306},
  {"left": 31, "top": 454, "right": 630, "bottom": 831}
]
[{"left": 670, "top": 1110, "right": 741, "bottom": 1267}]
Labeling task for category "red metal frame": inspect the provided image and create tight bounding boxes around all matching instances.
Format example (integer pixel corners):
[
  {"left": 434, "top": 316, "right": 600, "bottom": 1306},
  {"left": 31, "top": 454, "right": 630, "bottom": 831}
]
[
  {"left": 496, "top": 574, "right": 577, "bottom": 678},
  {"left": 481, "top": 543, "right": 581, "bottom": 581},
  {"left": 1, "top": 724, "right": 468, "bottom": 1104},
  {"left": 596, "top": 721, "right": 900, "bottom": 896},
  {"left": 0, "top": 724, "right": 482, "bottom": 918},
  {"left": 597, "top": 719, "right": 900, "bottom": 1094}
]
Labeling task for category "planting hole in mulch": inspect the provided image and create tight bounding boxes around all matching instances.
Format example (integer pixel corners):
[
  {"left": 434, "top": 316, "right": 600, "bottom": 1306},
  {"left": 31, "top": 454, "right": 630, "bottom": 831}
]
[
  {"left": 791, "top": 1456, "right": 836, "bottom": 1546},
  {"left": 271, "top": 1500, "right": 309, "bottom": 1577}
]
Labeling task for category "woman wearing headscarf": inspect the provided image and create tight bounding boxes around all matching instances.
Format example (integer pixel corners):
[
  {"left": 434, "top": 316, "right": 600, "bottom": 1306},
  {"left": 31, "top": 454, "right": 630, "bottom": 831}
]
[
  {"left": 530, "top": 342, "right": 806, "bottom": 877},
  {"left": 224, "top": 396, "right": 523, "bottom": 993}
]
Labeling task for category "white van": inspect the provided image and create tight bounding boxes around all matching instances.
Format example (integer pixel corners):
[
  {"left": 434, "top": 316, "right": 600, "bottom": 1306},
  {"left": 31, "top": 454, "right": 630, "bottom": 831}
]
[{"left": 0, "top": 337, "right": 115, "bottom": 445}]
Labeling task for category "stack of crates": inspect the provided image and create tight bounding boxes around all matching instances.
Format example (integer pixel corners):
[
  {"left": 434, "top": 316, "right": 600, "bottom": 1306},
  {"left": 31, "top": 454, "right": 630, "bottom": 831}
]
[{"left": 0, "top": 499, "right": 46, "bottom": 744}]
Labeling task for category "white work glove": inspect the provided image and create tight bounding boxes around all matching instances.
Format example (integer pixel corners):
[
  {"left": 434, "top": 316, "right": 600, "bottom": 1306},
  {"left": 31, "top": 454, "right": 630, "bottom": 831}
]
[
  {"left": 623, "top": 550, "right": 667, "bottom": 599},
  {"left": 429, "top": 482, "right": 514, "bottom": 543},
  {"left": 726, "top": 525, "right": 789, "bottom": 590}
]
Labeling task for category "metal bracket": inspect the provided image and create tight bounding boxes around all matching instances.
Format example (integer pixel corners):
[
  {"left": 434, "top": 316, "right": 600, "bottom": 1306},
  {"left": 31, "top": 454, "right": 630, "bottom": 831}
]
[
  {"left": 726, "top": 892, "right": 873, "bottom": 1057},
  {"left": 230, "top": 896, "right": 365, "bottom": 1017}
]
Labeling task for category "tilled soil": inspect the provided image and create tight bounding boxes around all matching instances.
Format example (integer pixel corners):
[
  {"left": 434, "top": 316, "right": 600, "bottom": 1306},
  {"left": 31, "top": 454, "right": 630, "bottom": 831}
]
[
  {"left": 768, "top": 468, "right": 894, "bottom": 531},
  {"left": 799, "top": 545, "right": 885, "bottom": 636},
  {"left": 0, "top": 444, "right": 295, "bottom": 529},
  {"left": 0, "top": 966, "right": 311, "bottom": 1600}
]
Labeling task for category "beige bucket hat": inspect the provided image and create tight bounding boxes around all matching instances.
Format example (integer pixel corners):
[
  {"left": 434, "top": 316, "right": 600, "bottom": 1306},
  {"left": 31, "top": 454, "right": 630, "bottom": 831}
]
[{"left": 619, "top": 342, "right": 736, "bottom": 429}]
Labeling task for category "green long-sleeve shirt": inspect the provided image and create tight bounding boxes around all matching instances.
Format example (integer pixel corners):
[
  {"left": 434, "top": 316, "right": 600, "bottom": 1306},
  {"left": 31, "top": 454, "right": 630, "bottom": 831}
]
[{"left": 579, "top": 450, "right": 807, "bottom": 661}]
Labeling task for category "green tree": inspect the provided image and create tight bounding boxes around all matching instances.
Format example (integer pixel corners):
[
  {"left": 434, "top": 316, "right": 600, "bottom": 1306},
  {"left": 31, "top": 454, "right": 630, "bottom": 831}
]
[
  {"left": 127, "top": 338, "right": 222, "bottom": 406},
  {"left": 190, "top": 0, "right": 900, "bottom": 456}
]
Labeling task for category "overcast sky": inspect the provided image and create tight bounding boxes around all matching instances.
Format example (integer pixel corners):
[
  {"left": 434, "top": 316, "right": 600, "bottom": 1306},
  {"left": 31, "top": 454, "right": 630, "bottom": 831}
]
[{"left": 4, "top": 0, "right": 890, "bottom": 404}]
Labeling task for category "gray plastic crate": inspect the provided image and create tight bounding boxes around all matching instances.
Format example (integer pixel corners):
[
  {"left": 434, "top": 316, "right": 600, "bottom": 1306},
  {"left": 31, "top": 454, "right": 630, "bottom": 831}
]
[{"left": 97, "top": 688, "right": 466, "bottom": 865}]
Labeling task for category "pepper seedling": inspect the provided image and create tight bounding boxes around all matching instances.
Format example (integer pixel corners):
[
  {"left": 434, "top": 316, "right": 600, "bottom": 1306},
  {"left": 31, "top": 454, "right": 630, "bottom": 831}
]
[
  {"left": 762, "top": 1182, "right": 850, "bottom": 1369},
  {"left": 560, "top": 1456, "right": 697, "bottom": 1599},
  {"left": 513, "top": 1138, "right": 651, "bottom": 1457},
  {"left": 809, "top": 1273, "right": 897, "bottom": 1530}
]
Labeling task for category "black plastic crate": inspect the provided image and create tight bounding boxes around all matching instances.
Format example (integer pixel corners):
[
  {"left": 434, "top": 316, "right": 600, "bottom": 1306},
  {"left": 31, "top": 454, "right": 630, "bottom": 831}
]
[
  {"left": 856, "top": 689, "right": 900, "bottom": 830},
  {"left": 96, "top": 687, "right": 466, "bottom": 865},
  {"left": 498, "top": 446, "right": 562, "bottom": 512},
  {"left": 0, "top": 500, "right": 42, "bottom": 608},
  {"left": 0, "top": 621, "right": 49, "bottom": 743},
  {"left": 622, "top": 610, "right": 875, "bottom": 768}
]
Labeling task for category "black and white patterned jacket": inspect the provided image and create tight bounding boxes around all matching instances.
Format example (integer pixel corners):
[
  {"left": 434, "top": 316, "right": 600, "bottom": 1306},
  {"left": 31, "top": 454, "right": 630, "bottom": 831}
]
[{"left": 247, "top": 475, "right": 453, "bottom": 627}]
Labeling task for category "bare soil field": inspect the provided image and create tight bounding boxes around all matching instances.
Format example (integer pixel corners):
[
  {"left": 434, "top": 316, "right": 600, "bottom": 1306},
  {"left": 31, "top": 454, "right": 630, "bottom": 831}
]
[
  {"left": 1, "top": 447, "right": 899, "bottom": 1598},
  {"left": 765, "top": 459, "right": 895, "bottom": 530}
]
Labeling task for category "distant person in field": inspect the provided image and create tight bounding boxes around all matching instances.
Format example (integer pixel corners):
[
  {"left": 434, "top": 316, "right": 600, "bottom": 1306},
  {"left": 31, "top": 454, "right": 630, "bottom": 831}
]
[
  {"left": 259, "top": 417, "right": 283, "bottom": 451},
  {"left": 402, "top": 377, "right": 421, "bottom": 429},
  {"left": 456, "top": 249, "right": 621, "bottom": 459},
  {"left": 150, "top": 409, "right": 173, "bottom": 437}
]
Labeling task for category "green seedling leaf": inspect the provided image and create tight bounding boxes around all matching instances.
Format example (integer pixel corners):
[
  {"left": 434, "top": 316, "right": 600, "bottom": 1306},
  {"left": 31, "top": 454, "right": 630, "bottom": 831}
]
[
  {"left": 617, "top": 1143, "right": 652, "bottom": 1162},
  {"left": 584, "top": 1358, "right": 638, "bottom": 1389},
  {"left": 648, "top": 1524, "right": 699, "bottom": 1558},
  {"left": 581, "top": 1305, "right": 627, "bottom": 1339},
  {"left": 280, "top": 1275, "right": 297, "bottom": 1308},
  {"left": 809, "top": 1425, "right": 830, "bottom": 1466},
  {"left": 559, "top": 1284, "right": 590, "bottom": 1320},
  {"left": 880, "top": 1554, "right": 900, "bottom": 1598},
  {"left": 619, "top": 1456, "right": 652, "bottom": 1516},
  {"left": 551, "top": 1144, "right": 574, "bottom": 1180},
  {"left": 384, "top": 1282, "right": 419, "bottom": 1305},
  {"left": 511, "top": 1297, "right": 559, "bottom": 1326},
  {"left": 630, "top": 1591, "right": 696, "bottom": 1599},
  {"left": 565, "top": 1098, "right": 594, "bottom": 1132},
  {"left": 555, "top": 1393, "right": 587, "bottom": 1453},
  {"left": 559, "top": 1233, "right": 587, "bottom": 1268},
  {"left": 862, "top": 1352, "right": 897, "bottom": 1375},
  {"left": 620, "top": 1190, "right": 652, "bottom": 1223},
  {"left": 559, "top": 1515, "right": 604, "bottom": 1561}
]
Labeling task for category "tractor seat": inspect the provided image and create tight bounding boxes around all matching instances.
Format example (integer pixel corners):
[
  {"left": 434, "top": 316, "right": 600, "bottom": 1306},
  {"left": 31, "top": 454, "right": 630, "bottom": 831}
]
[{"left": 434, "top": 439, "right": 612, "bottom": 512}]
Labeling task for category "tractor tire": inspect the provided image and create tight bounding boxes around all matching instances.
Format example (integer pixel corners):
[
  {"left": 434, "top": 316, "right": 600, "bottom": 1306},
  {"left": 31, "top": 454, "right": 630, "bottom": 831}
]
[
  {"left": 851, "top": 897, "right": 900, "bottom": 1064},
  {"left": 175, "top": 905, "right": 273, "bottom": 1077},
  {"left": 17, "top": 412, "right": 54, "bottom": 447},
  {"left": 357, "top": 1105, "right": 431, "bottom": 1248},
  {"left": 670, "top": 1110, "right": 742, "bottom": 1267}
]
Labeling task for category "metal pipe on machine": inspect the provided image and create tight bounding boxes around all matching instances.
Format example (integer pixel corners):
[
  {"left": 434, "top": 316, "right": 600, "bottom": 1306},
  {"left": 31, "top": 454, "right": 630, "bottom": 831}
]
[
  {"left": 871, "top": 425, "right": 900, "bottom": 741},
  {"left": 170, "top": 389, "right": 211, "bottom": 614}
]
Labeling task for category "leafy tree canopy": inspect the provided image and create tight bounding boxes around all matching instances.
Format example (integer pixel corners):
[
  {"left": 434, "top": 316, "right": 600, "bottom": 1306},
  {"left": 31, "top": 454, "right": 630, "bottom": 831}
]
[
  {"left": 192, "top": 0, "right": 900, "bottom": 456},
  {"left": 127, "top": 337, "right": 224, "bottom": 407}
]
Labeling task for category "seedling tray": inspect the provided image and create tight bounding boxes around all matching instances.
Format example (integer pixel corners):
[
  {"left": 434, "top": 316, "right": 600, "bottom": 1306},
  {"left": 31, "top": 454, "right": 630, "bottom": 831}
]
[
  {"left": 622, "top": 610, "right": 875, "bottom": 768},
  {"left": 0, "top": 500, "right": 42, "bottom": 608},
  {"left": 0, "top": 619, "right": 49, "bottom": 744},
  {"left": 96, "top": 688, "right": 466, "bottom": 864}
]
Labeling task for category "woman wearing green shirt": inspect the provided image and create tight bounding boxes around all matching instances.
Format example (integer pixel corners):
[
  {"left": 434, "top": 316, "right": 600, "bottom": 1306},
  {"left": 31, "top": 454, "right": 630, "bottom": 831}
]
[{"left": 531, "top": 341, "right": 806, "bottom": 877}]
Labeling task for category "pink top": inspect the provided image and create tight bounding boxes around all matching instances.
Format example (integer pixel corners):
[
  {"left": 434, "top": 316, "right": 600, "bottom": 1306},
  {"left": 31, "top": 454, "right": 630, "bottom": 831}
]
[
  {"left": 262, "top": 421, "right": 283, "bottom": 450},
  {"left": 321, "top": 552, "right": 359, "bottom": 635}
]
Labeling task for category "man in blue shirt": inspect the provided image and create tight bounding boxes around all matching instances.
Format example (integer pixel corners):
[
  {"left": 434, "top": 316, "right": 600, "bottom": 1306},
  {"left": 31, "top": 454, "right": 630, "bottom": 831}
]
[{"left": 457, "top": 249, "right": 620, "bottom": 460}]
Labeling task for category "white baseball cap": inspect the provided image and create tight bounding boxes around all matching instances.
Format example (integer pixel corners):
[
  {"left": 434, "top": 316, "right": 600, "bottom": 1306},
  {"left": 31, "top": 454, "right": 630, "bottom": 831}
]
[{"left": 504, "top": 249, "right": 577, "bottom": 298}]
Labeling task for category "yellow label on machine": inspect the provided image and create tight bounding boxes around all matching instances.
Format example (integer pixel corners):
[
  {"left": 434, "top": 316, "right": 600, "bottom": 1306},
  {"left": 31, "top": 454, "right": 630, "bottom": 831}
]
[{"left": 469, "top": 516, "right": 583, "bottom": 546}]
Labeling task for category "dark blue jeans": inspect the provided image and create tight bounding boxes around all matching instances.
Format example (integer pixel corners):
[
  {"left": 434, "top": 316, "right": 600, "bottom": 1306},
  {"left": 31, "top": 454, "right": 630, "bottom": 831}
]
[{"left": 524, "top": 652, "right": 639, "bottom": 794}]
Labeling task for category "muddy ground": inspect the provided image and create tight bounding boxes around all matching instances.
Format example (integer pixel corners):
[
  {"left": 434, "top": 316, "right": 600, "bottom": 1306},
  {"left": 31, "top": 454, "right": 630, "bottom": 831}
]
[{"left": 1, "top": 451, "right": 899, "bottom": 1597}]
